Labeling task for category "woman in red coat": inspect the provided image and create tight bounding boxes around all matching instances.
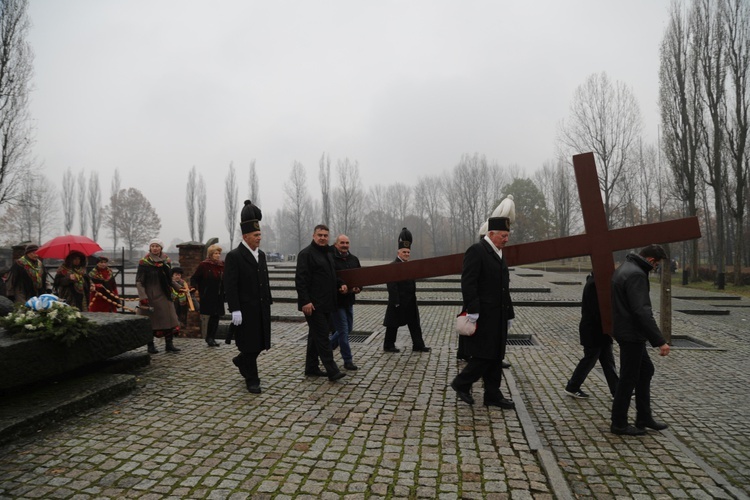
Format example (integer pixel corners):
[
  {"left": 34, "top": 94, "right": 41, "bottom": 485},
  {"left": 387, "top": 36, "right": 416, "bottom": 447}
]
[{"left": 88, "top": 256, "right": 120, "bottom": 312}]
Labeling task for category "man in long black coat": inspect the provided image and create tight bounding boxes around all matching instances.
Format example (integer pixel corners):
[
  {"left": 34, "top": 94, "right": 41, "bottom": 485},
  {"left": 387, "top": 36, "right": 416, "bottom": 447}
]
[
  {"left": 382, "top": 228, "right": 430, "bottom": 353},
  {"left": 225, "top": 200, "right": 273, "bottom": 394},
  {"left": 295, "top": 224, "right": 346, "bottom": 382},
  {"left": 451, "top": 217, "right": 515, "bottom": 409}
]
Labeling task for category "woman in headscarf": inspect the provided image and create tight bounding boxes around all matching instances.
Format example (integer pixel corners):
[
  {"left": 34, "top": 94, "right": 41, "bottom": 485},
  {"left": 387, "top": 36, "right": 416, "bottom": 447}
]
[
  {"left": 53, "top": 251, "right": 90, "bottom": 311},
  {"left": 88, "top": 256, "right": 120, "bottom": 313},
  {"left": 136, "top": 238, "right": 180, "bottom": 354},
  {"left": 191, "top": 244, "right": 225, "bottom": 347}
]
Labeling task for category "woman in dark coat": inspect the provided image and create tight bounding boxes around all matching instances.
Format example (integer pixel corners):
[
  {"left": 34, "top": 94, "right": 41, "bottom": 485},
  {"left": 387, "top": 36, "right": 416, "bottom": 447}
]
[
  {"left": 54, "top": 251, "right": 90, "bottom": 311},
  {"left": 191, "top": 244, "right": 225, "bottom": 347},
  {"left": 224, "top": 200, "right": 273, "bottom": 393},
  {"left": 136, "top": 238, "right": 180, "bottom": 354}
]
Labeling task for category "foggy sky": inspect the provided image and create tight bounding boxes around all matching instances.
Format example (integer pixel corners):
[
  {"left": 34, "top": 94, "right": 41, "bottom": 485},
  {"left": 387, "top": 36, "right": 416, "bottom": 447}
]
[{"left": 28, "top": 0, "right": 671, "bottom": 252}]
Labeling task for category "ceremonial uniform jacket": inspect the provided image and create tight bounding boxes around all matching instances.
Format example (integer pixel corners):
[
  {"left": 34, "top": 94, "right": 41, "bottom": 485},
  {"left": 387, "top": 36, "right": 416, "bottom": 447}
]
[
  {"left": 460, "top": 239, "right": 514, "bottom": 360},
  {"left": 383, "top": 258, "right": 420, "bottom": 328},
  {"left": 224, "top": 243, "right": 272, "bottom": 353}
]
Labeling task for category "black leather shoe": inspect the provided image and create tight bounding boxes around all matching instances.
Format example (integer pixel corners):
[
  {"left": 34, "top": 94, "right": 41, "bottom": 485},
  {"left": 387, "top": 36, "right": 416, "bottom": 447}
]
[
  {"left": 501, "top": 360, "right": 511, "bottom": 368},
  {"left": 635, "top": 418, "right": 668, "bottom": 431},
  {"left": 383, "top": 346, "right": 400, "bottom": 353},
  {"left": 413, "top": 346, "right": 431, "bottom": 352},
  {"left": 305, "top": 368, "right": 328, "bottom": 377},
  {"left": 344, "top": 362, "right": 358, "bottom": 371},
  {"left": 610, "top": 424, "right": 647, "bottom": 436},
  {"left": 147, "top": 343, "right": 159, "bottom": 354},
  {"left": 328, "top": 371, "right": 346, "bottom": 382},
  {"left": 207, "top": 338, "right": 220, "bottom": 347},
  {"left": 450, "top": 381, "right": 474, "bottom": 405},
  {"left": 246, "top": 381, "right": 261, "bottom": 394},
  {"left": 484, "top": 398, "right": 515, "bottom": 409}
]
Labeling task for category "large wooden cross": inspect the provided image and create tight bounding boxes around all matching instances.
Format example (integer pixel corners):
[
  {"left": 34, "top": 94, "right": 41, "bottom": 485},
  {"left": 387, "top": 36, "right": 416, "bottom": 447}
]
[{"left": 338, "top": 152, "right": 702, "bottom": 334}]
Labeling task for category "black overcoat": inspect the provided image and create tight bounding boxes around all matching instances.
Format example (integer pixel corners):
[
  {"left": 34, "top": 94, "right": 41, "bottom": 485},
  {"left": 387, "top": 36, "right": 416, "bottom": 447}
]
[
  {"left": 578, "top": 273, "right": 612, "bottom": 348},
  {"left": 224, "top": 244, "right": 272, "bottom": 353},
  {"left": 382, "top": 258, "right": 420, "bottom": 328},
  {"left": 460, "top": 239, "right": 514, "bottom": 360},
  {"left": 190, "top": 259, "right": 226, "bottom": 316},
  {"left": 295, "top": 241, "right": 340, "bottom": 314}
]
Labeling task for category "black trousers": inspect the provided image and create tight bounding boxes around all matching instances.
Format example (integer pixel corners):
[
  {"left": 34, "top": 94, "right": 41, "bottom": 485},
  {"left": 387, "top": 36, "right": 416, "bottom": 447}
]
[
  {"left": 305, "top": 311, "right": 340, "bottom": 375},
  {"left": 235, "top": 351, "right": 260, "bottom": 384},
  {"left": 611, "top": 341, "right": 654, "bottom": 427},
  {"left": 566, "top": 344, "right": 619, "bottom": 396},
  {"left": 384, "top": 319, "right": 426, "bottom": 349},
  {"left": 452, "top": 357, "right": 503, "bottom": 402}
]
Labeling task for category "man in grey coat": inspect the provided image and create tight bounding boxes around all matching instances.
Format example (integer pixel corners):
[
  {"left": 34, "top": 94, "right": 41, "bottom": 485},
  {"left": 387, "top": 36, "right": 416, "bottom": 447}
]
[
  {"left": 610, "top": 244, "right": 670, "bottom": 436},
  {"left": 225, "top": 200, "right": 273, "bottom": 394}
]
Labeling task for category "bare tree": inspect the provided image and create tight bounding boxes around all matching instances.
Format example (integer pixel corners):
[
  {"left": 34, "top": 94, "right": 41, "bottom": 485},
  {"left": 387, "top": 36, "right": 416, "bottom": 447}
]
[
  {"left": 414, "top": 175, "right": 445, "bottom": 256},
  {"left": 88, "top": 171, "right": 102, "bottom": 241},
  {"left": 695, "top": 0, "right": 729, "bottom": 287},
  {"left": 722, "top": 0, "right": 750, "bottom": 285},
  {"left": 534, "top": 158, "right": 576, "bottom": 238},
  {"left": 558, "top": 72, "right": 643, "bottom": 227},
  {"left": 452, "top": 153, "right": 490, "bottom": 238},
  {"left": 660, "top": 2, "right": 704, "bottom": 280},
  {"left": 110, "top": 169, "right": 121, "bottom": 251},
  {"left": 186, "top": 166, "right": 197, "bottom": 241},
  {"left": 333, "top": 158, "right": 363, "bottom": 236},
  {"left": 61, "top": 167, "right": 76, "bottom": 233},
  {"left": 197, "top": 174, "right": 207, "bottom": 243},
  {"left": 0, "top": 0, "right": 34, "bottom": 207},
  {"left": 224, "top": 162, "right": 239, "bottom": 248},
  {"left": 284, "top": 161, "right": 313, "bottom": 252},
  {"left": 364, "top": 184, "right": 393, "bottom": 259},
  {"left": 248, "top": 159, "right": 259, "bottom": 203},
  {"left": 107, "top": 188, "right": 161, "bottom": 259},
  {"left": 319, "top": 153, "right": 331, "bottom": 226},
  {"left": 77, "top": 170, "right": 88, "bottom": 236},
  {"left": 1, "top": 173, "right": 60, "bottom": 244}
]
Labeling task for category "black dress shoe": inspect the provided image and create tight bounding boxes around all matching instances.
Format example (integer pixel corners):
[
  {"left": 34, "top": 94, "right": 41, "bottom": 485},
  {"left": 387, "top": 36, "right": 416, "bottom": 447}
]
[
  {"left": 450, "top": 381, "right": 474, "bottom": 405},
  {"left": 344, "top": 362, "right": 358, "bottom": 371},
  {"left": 305, "top": 368, "right": 328, "bottom": 377},
  {"left": 484, "top": 398, "right": 515, "bottom": 409},
  {"left": 383, "top": 346, "right": 400, "bottom": 353},
  {"left": 206, "top": 338, "right": 220, "bottom": 347},
  {"left": 610, "top": 424, "right": 647, "bottom": 436},
  {"left": 635, "top": 418, "right": 668, "bottom": 431},
  {"left": 328, "top": 371, "right": 346, "bottom": 382},
  {"left": 413, "top": 346, "right": 431, "bottom": 352},
  {"left": 501, "top": 360, "right": 511, "bottom": 368}
]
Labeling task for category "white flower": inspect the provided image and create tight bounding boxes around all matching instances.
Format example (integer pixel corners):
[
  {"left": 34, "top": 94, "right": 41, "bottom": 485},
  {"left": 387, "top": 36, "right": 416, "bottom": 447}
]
[
  {"left": 24, "top": 324, "right": 36, "bottom": 330},
  {"left": 48, "top": 310, "right": 58, "bottom": 319}
]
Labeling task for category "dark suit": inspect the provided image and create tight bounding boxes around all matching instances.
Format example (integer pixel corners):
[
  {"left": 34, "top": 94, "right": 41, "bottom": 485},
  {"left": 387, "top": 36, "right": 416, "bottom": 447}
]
[
  {"left": 382, "top": 258, "right": 427, "bottom": 349},
  {"left": 224, "top": 243, "right": 272, "bottom": 385},
  {"left": 452, "top": 238, "right": 514, "bottom": 404},
  {"left": 295, "top": 240, "right": 342, "bottom": 376}
]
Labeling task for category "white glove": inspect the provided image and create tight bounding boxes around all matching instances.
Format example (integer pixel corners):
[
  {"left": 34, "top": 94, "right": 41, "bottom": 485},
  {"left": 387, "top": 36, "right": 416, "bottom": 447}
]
[
  {"left": 231, "top": 310, "right": 242, "bottom": 326},
  {"left": 467, "top": 313, "right": 479, "bottom": 323},
  {"left": 507, "top": 319, "right": 513, "bottom": 330}
]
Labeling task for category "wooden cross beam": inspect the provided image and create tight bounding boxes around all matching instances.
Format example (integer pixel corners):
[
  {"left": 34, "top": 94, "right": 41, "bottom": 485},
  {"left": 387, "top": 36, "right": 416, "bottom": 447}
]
[{"left": 338, "top": 152, "right": 702, "bottom": 334}]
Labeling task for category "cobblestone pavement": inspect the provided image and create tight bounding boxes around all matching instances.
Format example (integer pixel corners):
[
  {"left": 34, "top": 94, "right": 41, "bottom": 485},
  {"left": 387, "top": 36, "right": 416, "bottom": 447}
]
[{"left": 0, "top": 267, "right": 748, "bottom": 499}]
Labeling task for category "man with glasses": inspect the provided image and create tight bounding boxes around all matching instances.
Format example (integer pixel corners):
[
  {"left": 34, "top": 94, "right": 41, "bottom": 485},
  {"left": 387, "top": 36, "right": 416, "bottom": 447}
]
[{"left": 610, "top": 244, "right": 671, "bottom": 436}]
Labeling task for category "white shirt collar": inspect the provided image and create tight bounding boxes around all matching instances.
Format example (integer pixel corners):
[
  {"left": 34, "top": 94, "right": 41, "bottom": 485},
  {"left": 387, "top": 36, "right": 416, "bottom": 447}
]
[
  {"left": 241, "top": 240, "right": 259, "bottom": 261},
  {"left": 483, "top": 234, "right": 503, "bottom": 259}
]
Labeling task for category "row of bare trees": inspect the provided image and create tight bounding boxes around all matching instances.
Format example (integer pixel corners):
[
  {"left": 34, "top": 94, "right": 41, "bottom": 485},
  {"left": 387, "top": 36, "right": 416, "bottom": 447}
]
[{"left": 660, "top": 0, "right": 750, "bottom": 286}]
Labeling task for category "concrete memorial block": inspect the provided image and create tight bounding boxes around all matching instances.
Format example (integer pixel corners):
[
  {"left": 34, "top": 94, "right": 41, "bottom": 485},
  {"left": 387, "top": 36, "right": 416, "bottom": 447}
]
[
  {"left": 0, "top": 296, "right": 13, "bottom": 317},
  {"left": 0, "top": 312, "right": 152, "bottom": 393}
]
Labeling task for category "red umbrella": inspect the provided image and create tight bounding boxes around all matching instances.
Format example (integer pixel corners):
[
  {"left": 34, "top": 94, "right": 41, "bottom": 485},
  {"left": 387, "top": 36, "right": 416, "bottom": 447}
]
[{"left": 36, "top": 235, "right": 103, "bottom": 259}]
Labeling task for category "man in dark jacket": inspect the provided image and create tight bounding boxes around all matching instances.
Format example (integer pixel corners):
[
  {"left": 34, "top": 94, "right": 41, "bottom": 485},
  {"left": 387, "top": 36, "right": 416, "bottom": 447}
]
[
  {"left": 451, "top": 217, "right": 515, "bottom": 409},
  {"left": 330, "top": 234, "right": 361, "bottom": 371},
  {"left": 295, "top": 224, "right": 346, "bottom": 382},
  {"left": 564, "top": 273, "right": 619, "bottom": 399},
  {"left": 382, "top": 227, "right": 430, "bottom": 353},
  {"left": 610, "top": 244, "right": 670, "bottom": 436},
  {"left": 225, "top": 200, "right": 273, "bottom": 394}
]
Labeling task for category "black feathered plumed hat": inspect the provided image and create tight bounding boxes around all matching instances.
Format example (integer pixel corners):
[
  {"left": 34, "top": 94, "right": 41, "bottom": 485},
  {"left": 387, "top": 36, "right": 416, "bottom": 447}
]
[
  {"left": 240, "top": 200, "right": 262, "bottom": 235},
  {"left": 398, "top": 227, "right": 412, "bottom": 250}
]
